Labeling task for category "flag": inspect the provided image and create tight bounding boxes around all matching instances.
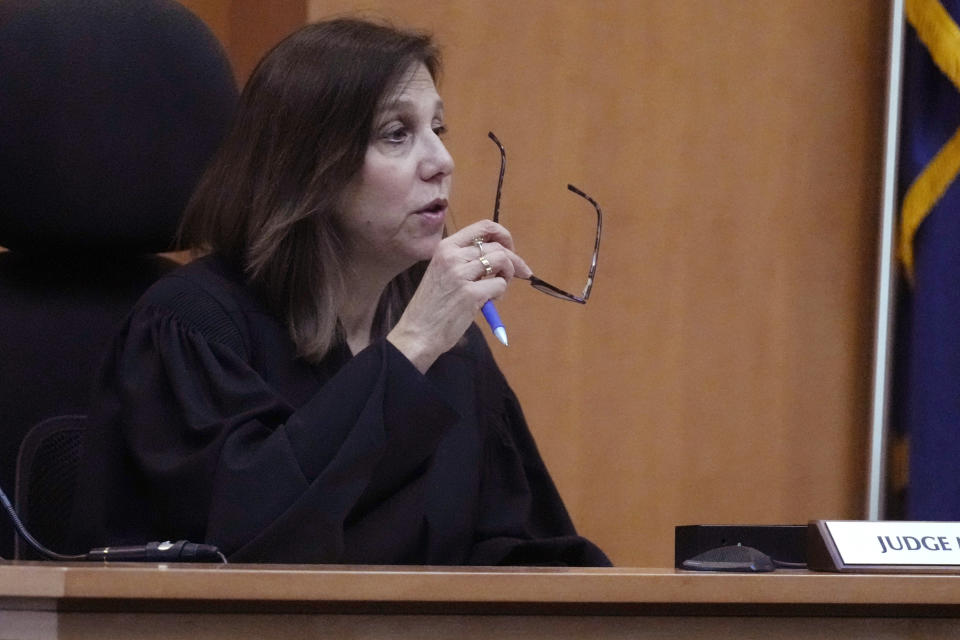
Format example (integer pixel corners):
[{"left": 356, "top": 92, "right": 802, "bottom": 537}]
[{"left": 897, "top": 0, "right": 960, "bottom": 519}]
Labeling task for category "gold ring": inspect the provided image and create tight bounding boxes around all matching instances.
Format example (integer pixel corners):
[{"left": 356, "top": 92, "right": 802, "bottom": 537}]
[{"left": 478, "top": 254, "right": 494, "bottom": 278}]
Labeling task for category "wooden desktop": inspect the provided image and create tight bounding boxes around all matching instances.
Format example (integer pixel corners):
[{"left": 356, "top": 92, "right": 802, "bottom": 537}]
[{"left": 1, "top": 562, "right": 959, "bottom": 639}]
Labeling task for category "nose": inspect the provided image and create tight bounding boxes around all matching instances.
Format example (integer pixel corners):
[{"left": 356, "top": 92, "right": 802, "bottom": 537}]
[{"left": 419, "top": 131, "right": 454, "bottom": 181}]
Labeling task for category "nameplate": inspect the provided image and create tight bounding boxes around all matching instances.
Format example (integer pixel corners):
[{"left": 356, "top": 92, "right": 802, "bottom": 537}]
[{"left": 808, "top": 520, "right": 960, "bottom": 573}]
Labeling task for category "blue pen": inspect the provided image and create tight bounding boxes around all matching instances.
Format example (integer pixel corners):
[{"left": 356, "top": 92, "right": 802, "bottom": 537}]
[{"left": 481, "top": 300, "right": 508, "bottom": 346}]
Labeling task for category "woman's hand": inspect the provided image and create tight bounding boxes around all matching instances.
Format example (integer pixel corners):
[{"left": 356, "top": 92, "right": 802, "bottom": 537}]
[{"left": 387, "top": 220, "right": 532, "bottom": 373}]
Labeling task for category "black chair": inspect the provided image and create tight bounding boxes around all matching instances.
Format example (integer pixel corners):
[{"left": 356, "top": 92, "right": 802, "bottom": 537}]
[
  {"left": 13, "top": 416, "right": 86, "bottom": 560},
  {"left": 0, "top": 0, "right": 238, "bottom": 558}
]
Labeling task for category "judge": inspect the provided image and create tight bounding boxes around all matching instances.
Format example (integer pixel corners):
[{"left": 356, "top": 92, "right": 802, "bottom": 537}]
[{"left": 70, "top": 17, "right": 609, "bottom": 566}]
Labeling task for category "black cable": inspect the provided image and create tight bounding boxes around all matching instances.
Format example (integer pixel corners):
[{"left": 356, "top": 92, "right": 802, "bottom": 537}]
[
  {"left": 0, "top": 483, "right": 84, "bottom": 561},
  {"left": 1, "top": 483, "right": 226, "bottom": 563}
]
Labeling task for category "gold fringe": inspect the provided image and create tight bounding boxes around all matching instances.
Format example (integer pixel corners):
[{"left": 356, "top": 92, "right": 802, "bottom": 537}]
[
  {"left": 900, "top": 0, "right": 960, "bottom": 279},
  {"left": 899, "top": 125, "right": 960, "bottom": 278},
  {"left": 908, "top": 0, "right": 960, "bottom": 90}
]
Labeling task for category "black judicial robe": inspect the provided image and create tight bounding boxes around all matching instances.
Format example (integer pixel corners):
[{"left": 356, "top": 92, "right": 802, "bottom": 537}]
[{"left": 68, "top": 255, "right": 610, "bottom": 566}]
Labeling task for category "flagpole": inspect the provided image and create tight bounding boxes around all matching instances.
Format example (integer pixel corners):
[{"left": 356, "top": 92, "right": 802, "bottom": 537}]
[{"left": 866, "top": 0, "right": 906, "bottom": 521}]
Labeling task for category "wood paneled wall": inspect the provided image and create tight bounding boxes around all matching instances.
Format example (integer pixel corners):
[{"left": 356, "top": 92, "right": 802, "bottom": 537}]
[
  {"left": 180, "top": 0, "right": 306, "bottom": 84},
  {"left": 184, "top": 0, "right": 890, "bottom": 566}
]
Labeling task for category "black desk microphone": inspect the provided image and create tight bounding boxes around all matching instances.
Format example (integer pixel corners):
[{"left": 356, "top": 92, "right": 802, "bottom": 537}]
[{"left": 85, "top": 540, "right": 225, "bottom": 563}]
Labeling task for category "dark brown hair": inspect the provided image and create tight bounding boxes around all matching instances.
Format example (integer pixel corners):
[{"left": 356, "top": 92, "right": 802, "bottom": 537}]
[{"left": 179, "top": 18, "right": 440, "bottom": 361}]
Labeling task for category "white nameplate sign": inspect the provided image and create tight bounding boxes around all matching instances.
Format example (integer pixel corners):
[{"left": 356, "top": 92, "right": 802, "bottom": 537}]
[{"left": 808, "top": 520, "right": 960, "bottom": 573}]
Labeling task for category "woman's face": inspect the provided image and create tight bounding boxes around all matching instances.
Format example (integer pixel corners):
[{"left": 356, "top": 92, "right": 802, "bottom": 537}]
[{"left": 338, "top": 63, "right": 454, "bottom": 279}]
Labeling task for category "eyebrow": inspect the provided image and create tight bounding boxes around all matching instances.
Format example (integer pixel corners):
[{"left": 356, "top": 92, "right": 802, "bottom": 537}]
[{"left": 379, "top": 96, "right": 445, "bottom": 117}]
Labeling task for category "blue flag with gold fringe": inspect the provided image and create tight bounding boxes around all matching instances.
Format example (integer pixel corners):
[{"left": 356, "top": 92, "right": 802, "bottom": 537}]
[{"left": 897, "top": 0, "right": 960, "bottom": 519}]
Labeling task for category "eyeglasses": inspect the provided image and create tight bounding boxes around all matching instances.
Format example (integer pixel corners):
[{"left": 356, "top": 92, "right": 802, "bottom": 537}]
[{"left": 488, "top": 131, "right": 602, "bottom": 304}]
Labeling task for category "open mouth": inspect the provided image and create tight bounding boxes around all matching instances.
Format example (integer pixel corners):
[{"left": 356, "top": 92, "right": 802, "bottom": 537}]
[{"left": 418, "top": 198, "right": 447, "bottom": 214}]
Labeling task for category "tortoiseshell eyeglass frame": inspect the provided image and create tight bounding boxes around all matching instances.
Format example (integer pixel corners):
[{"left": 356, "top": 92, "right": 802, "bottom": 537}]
[{"left": 488, "top": 131, "right": 602, "bottom": 304}]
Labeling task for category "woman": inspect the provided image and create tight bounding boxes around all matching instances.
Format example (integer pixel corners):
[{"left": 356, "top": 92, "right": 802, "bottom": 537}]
[{"left": 69, "top": 18, "right": 609, "bottom": 566}]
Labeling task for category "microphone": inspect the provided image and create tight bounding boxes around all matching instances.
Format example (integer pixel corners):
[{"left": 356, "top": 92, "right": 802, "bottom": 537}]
[{"left": 85, "top": 540, "right": 226, "bottom": 563}]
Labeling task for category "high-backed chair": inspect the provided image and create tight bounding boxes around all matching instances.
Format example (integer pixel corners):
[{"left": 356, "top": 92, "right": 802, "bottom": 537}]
[
  {"left": 0, "top": 0, "right": 238, "bottom": 558},
  {"left": 14, "top": 415, "right": 86, "bottom": 560}
]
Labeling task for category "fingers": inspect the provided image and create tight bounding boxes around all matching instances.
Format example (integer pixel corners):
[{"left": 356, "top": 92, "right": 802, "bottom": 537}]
[
  {"left": 468, "top": 244, "right": 516, "bottom": 282},
  {"left": 447, "top": 221, "right": 532, "bottom": 280},
  {"left": 449, "top": 219, "right": 516, "bottom": 251},
  {"left": 471, "top": 273, "right": 508, "bottom": 304}
]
